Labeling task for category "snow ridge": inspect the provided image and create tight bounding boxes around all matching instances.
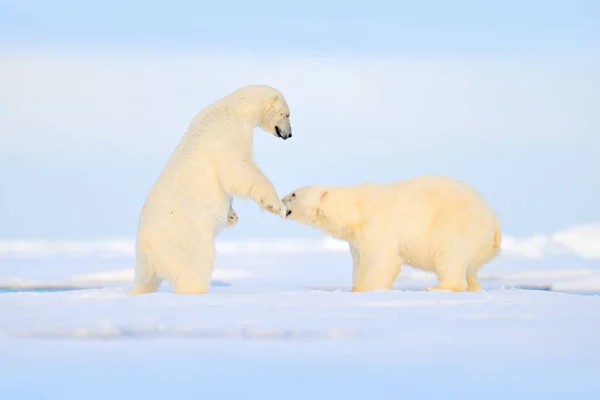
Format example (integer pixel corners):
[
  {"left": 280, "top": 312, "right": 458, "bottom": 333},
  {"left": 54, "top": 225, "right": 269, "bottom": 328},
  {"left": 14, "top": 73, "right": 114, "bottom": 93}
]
[{"left": 1, "top": 223, "right": 599, "bottom": 260}]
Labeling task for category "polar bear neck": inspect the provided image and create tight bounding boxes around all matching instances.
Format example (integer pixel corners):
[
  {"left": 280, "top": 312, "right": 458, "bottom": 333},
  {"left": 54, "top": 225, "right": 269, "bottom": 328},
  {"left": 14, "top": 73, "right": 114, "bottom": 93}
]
[
  {"left": 185, "top": 100, "right": 265, "bottom": 140},
  {"left": 181, "top": 85, "right": 279, "bottom": 151},
  {"left": 226, "top": 100, "right": 272, "bottom": 130},
  {"left": 315, "top": 188, "right": 363, "bottom": 241},
  {"left": 315, "top": 214, "right": 357, "bottom": 241},
  {"left": 224, "top": 85, "right": 278, "bottom": 127}
]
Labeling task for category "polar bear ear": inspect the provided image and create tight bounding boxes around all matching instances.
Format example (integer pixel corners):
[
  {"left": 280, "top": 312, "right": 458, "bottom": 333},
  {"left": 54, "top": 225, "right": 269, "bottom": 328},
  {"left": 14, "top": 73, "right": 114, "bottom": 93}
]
[
  {"left": 270, "top": 95, "right": 279, "bottom": 105},
  {"left": 316, "top": 191, "right": 329, "bottom": 216},
  {"left": 319, "top": 191, "right": 329, "bottom": 205}
]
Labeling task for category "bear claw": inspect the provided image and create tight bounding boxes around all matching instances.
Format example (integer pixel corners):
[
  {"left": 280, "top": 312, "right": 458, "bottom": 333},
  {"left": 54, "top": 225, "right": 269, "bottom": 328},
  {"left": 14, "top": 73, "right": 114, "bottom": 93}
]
[
  {"left": 227, "top": 210, "right": 238, "bottom": 226},
  {"left": 261, "top": 199, "right": 287, "bottom": 217}
]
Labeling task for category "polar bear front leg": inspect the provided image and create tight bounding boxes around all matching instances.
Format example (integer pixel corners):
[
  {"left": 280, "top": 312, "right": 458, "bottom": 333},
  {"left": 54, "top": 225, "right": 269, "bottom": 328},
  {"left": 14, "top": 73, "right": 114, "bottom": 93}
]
[
  {"left": 224, "top": 159, "right": 286, "bottom": 217},
  {"left": 227, "top": 199, "right": 238, "bottom": 227},
  {"left": 351, "top": 246, "right": 403, "bottom": 292},
  {"left": 227, "top": 208, "right": 238, "bottom": 226}
]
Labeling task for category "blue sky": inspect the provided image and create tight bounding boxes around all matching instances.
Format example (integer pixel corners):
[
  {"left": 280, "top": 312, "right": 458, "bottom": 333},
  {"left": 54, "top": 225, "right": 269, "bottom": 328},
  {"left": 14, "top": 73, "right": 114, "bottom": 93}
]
[
  {"left": 1, "top": 0, "right": 599, "bottom": 240},
  {"left": 2, "top": 1, "right": 599, "bottom": 53}
]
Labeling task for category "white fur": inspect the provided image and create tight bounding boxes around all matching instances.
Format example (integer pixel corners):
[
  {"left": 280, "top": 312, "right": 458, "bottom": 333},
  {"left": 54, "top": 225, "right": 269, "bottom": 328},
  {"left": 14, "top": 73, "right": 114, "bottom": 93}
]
[
  {"left": 282, "top": 175, "right": 501, "bottom": 292},
  {"left": 129, "top": 84, "right": 293, "bottom": 295}
]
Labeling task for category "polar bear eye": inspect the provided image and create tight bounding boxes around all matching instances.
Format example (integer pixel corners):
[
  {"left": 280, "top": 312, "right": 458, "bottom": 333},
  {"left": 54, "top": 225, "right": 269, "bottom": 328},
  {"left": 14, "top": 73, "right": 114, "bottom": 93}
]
[{"left": 291, "top": 193, "right": 296, "bottom": 198}]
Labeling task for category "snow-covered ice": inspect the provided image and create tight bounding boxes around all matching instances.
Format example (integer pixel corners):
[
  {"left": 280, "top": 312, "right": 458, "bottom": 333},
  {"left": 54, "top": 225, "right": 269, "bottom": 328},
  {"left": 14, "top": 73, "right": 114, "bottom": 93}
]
[{"left": 1, "top": 233, "right": 600, "bottom": 399}]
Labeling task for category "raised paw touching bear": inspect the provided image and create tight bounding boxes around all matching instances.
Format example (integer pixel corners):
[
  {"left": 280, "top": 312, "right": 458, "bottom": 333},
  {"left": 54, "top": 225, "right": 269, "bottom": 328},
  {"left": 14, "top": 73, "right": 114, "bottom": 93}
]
[{"left": 261, "top": 197, "right": 287, "bottom": 218}]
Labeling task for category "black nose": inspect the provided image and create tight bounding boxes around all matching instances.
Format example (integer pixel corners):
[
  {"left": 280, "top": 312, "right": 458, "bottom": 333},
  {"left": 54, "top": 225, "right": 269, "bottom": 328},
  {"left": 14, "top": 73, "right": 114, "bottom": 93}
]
[{"left": 286, "top": 210, "right": 292, "bottom": 216}]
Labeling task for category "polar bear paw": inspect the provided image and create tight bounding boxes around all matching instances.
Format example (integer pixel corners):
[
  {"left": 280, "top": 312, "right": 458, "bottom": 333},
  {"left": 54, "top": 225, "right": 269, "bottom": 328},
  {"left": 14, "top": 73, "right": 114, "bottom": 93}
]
[
  {"left": 261, "top": 198, "right": 287, "bottom": 218},
  {"left": 227, "top": 209, "right": 238, "bottom": 227},
  {"left": 425, "top": 283, "right": 468, "bottom": 292},
  {"left": 425, "top": 286, "right": 452, "bottom": 292}
]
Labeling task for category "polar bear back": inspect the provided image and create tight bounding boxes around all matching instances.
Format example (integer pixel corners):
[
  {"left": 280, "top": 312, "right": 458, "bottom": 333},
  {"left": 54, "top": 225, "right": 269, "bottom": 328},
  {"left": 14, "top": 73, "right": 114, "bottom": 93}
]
[
  {"left": 141, "top": 87, "right": 277, "bottom": 228},
  {"left": 290, "top": 175, "right": 500, "bottom": 271}
]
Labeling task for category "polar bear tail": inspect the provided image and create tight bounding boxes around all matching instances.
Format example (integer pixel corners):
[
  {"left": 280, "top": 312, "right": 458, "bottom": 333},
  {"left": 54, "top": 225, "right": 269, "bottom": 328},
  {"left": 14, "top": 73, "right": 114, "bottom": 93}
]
[
  {"left": 492, "top": 229, "right": 501, "bottom": 251},
  {"left": 483, "top": 227, "right": 502, "bottom": 264}
]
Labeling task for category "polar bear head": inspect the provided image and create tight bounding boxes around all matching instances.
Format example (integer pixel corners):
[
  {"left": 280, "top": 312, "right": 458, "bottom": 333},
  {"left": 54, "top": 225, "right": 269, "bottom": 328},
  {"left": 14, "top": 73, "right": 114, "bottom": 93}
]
[
  {"left": 258, "top": 88, "right": 292, "bottom": 140},
  {"left": 281, "top": 185, "right": 327, "bottom": 224},
  {"left": 282, "top": 185, "right": 362, "bottom": 239},
  {"left": 235, "top": 84, "right": 293, "bottom": 140}
]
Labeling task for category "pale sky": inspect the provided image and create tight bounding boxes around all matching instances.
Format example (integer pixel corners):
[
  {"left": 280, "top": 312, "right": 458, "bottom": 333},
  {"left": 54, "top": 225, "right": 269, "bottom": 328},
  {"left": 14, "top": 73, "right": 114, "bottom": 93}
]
[{"left": 1, "top": 0, "right": 599, "bottom": 240}]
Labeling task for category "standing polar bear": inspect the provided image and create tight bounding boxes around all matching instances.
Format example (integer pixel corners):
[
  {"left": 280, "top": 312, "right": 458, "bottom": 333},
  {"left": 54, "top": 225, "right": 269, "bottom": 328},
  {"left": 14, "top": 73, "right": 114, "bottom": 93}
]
[
  {"left": 129, "top": 84, "right": 292, "bottom": 295},
  {"left": 282, "top": 175, "right": 501, "bottom": 292}
]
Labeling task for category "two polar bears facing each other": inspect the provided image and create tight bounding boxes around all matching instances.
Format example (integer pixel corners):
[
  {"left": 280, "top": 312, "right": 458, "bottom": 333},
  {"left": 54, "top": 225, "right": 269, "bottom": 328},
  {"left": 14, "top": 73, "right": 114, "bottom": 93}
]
[
  {"left": 282, "top": 175, "right": 501, "bottom": 293},
  {"left": 129, "top": 84, "right": 292, "bottom": 296}
]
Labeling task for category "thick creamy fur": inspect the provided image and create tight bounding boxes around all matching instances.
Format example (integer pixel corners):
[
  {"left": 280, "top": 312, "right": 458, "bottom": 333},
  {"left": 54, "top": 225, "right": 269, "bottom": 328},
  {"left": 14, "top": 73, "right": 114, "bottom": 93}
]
[
  {"left": 282, "top": 175, "right": 501, "bottom": 292},
  {"left": 129, "top": 84, "right": 292, "bottom": 295}
]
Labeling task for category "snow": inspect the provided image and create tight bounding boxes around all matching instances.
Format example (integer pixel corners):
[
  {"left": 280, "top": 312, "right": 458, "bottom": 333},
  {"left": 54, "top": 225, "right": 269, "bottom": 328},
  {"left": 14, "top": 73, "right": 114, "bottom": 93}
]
[
  {"left": 2, "top": 223, "right": 600, "bottom": 260},
  {"left": 1, "top": 231, "right": 600, "bottom": 399},
  {"left": 552, "top": 272, "right": 600, "bottom": 293}
]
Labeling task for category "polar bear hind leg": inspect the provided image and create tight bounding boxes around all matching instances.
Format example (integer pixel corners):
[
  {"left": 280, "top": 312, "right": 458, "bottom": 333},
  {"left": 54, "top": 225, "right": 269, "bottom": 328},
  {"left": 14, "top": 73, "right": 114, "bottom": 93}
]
[
  {"left": 465, "top": 234, "right": 500, "bottom": 292},
  {"left": 349, "top": 244, "right": 361, "bottom": 286},
  {"left": 171, "top": 233, "right": 215, "bottom": 295},
  {"left": 427, "top": 249, "right": 469, "bottom": 292},
  {"left": 128, "top": 249, "right": 162, "bottom": 295},
  {"left": 466, "top": 266, "right": 482, "bottom": 292}
]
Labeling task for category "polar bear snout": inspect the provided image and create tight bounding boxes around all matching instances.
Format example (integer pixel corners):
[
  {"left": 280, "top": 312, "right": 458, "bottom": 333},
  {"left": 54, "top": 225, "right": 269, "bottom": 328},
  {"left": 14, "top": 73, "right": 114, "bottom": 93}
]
[
  {"left": 275, "top": 125, "right": 292, "bottom": 140},
  {"left": 281, "top": 192, "right": 294, "bottom": 218},
  {"left": 282, "top": 191, "right": 305, "bottom": 220}
]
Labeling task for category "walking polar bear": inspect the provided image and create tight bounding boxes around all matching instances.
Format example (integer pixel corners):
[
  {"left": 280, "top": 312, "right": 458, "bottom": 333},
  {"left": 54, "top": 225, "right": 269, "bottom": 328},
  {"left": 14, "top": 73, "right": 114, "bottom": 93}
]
[
  {"left": 129, "top": 84, "right": 292, "bottom": 295},
  {"left": 282, "top": 175, "right": 501, "bottom": 292}
]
